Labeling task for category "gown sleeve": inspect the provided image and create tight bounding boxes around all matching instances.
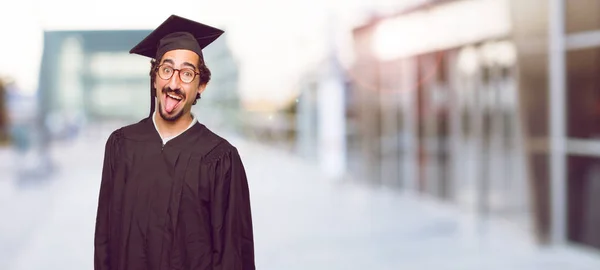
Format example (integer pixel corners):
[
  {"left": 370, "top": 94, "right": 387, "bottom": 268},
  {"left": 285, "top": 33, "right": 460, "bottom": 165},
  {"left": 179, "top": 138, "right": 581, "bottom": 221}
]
[
  {"left": 208, "top": 147, "right": 255, "bottom": 270},
  {"left": 94, "top": 130, "right": 120, "bottom": 270}
]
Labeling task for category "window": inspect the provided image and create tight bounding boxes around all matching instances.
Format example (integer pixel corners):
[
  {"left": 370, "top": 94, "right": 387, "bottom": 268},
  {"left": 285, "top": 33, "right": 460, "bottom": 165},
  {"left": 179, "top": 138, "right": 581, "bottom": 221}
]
[
  {"left": 566, "top": 47, "right": 600, "bottom": 139},
  {"left": 566, "top": 0, "right": 600, "bottom": 34}
]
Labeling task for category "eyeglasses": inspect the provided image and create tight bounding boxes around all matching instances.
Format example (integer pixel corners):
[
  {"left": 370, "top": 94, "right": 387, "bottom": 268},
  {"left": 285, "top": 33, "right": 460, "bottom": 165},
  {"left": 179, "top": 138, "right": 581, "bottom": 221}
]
[{"left": 155, "top": 64, "right": 199, "bottom": 84}]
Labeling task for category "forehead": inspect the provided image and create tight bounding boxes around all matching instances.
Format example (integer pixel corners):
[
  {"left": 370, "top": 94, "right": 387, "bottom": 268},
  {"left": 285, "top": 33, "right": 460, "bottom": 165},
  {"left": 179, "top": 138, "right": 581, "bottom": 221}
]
[{"left": 159, "top": 49, "right": 200, "bottom": 65}]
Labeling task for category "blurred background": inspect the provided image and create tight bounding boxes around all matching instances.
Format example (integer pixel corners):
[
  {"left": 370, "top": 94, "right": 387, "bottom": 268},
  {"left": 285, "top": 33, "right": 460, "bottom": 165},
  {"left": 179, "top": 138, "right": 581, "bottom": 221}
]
[{"left": 3, "top": 0, "right": 600, "bottom": 269}]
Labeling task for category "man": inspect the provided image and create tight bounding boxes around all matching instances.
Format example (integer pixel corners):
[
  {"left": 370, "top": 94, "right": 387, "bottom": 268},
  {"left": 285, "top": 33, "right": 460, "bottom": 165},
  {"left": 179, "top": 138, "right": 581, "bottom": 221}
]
[{"left": 94, "top": 15, "right": 255, "bottom": 270}]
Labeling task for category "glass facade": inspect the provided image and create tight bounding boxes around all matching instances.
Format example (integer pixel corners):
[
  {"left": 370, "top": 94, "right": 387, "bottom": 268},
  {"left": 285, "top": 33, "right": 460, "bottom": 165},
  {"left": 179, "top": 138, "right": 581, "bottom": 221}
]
[
  {"left": 349, "top": 0, "right": 600, "bottom": 251},
  {"left": 351, "top": 15, "right": 531, "bottom": 226},
  {"left": 567, "top": 155, "right": 600, "bottom": 249},
  {"left": 566, "top": 0, "right": 600, "bottom": 34},
  {"left": 565, "top": 0, "right": 600, "bottom": 251},
  {"left": 566, "top": 47, "right": 600, "bottom": 139}
]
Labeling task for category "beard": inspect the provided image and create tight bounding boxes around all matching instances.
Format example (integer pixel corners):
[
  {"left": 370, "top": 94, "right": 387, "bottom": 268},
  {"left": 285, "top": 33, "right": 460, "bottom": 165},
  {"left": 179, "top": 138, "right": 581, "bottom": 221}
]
[
  {"left": 158, "top": 103, "right": 185, "bottom": 122},
  {"left": 157, "top": 87, "right": 187, "bottom": 122}
]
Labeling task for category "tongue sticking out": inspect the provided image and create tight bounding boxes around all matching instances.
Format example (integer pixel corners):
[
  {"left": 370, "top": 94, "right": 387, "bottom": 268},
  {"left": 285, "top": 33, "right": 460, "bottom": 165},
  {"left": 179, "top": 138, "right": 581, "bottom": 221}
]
[{"left": 165, "top": 95, "right": 180, "bottom": 113}]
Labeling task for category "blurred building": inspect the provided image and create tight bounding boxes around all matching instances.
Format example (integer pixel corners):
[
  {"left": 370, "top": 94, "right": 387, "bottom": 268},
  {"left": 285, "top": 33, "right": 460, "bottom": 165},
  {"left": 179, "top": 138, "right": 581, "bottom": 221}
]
[
  {"left": 296, "top": 51, "right": 351, "bottom": 178},
  {"left": 350, "top": 0, "right": 524, "bottom": 224},
  {"left": 0, "top": 78, "right": 8, "bottom": 145},
  {"left": 346, "top": 0, "right": 600, "bottom": 252},
  {"left": 192, "top": 32, "right": 243, "bottom": 133},
  {"left": 39, "top": 30, "right": 152, "bottom": 132},
  {"left": 38, "top": 29, "right": 241, "bottom": 135}
]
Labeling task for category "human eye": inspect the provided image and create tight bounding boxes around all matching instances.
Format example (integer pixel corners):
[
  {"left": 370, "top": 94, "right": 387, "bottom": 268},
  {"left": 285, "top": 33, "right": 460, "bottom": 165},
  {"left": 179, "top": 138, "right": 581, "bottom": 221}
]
[
  {"left": 161, "top": 66, "right": 173, "bottom": 74},
  {"left": 182, "top": 69, "right": 194, "bottom": 79}
]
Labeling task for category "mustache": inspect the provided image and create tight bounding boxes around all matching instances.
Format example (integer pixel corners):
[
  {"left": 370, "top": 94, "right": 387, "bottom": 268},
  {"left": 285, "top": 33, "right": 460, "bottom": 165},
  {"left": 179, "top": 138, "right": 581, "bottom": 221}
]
[{"left": 162, "top": 87, "right": 186, "bottom": 98}]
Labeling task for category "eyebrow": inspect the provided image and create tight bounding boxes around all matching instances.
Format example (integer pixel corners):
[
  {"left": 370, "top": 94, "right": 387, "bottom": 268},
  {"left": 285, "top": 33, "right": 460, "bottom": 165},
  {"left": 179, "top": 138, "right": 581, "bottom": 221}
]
[
  {"left": 182, "top": 61, "right": 197, "bottom": 71},
  {"left": 161, "top": 59, "right": 198, "bottom": 71}
]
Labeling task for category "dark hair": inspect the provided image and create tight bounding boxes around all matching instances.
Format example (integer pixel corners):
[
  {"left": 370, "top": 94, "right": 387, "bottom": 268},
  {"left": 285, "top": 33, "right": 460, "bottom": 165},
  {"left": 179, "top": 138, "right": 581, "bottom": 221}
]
[{"left": 149, "top": 56, "right": 211, "bottom": 105}]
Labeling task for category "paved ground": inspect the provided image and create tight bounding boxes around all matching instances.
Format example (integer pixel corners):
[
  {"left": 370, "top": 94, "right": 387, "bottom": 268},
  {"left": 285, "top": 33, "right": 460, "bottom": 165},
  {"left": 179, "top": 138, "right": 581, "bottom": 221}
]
[{"left": 2, "top": 123, "right": 600, "bottom": 269}]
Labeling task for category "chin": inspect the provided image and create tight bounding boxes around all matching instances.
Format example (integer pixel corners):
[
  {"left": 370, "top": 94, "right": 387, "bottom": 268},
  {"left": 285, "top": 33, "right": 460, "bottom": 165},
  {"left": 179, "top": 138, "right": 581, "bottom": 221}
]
[{"left": 158, "top": 106, "right": 185, "bottom": 122}]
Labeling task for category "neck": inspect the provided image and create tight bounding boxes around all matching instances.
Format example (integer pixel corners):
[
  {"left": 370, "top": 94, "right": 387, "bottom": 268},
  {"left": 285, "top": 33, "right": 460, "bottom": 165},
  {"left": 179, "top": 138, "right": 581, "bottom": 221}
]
[{"left": 153, "top": 111, "right": 193, "bottom": 139}]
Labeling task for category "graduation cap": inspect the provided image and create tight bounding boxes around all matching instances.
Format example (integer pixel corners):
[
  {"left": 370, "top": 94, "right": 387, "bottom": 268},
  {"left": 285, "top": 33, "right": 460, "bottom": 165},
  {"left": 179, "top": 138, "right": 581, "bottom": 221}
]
[{"left": 129, "top": 14, "right": 224, "bottom": 117}]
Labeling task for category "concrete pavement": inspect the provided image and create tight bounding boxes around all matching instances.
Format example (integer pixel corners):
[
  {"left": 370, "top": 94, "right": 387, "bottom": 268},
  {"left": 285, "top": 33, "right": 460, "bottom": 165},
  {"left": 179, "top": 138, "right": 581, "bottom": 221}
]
[{"left": 1, "top": 124, "right": 600, "bottom": 269}]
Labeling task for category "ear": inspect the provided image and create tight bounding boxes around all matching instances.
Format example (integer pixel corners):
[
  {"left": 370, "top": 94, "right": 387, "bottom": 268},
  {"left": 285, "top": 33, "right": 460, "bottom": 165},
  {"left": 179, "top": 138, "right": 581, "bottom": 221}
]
[{"left": 197, "top": 84, "right": 207, "bottom": 96}]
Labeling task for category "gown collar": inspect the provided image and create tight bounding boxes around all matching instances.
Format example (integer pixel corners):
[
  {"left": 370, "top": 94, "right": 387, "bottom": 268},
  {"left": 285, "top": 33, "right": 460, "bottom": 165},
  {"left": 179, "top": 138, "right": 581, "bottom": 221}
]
[{"left": 152, "top": 111, "right": 198, "bottom": 145}]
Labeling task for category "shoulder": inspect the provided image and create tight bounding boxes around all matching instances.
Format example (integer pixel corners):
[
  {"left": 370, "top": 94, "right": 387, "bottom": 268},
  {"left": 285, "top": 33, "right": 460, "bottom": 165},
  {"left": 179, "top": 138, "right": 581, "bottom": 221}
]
[
  {"left": 200, "top": 127, "right": 241, "bottom": 164},
  {"left": 118, "top": 117, "right": 155, "bottom": 141},
  {"left": 105, "top": 127, "right": 124, "bottom": 146},
  {"left": 104, "top": 117, "right": 159, "bottom": 145},
  {"left": 104, "top": 118, "right": 154, "bottom": 150},
  {"left": 102, "top": 128, "right": 124, "bottom": 161}
]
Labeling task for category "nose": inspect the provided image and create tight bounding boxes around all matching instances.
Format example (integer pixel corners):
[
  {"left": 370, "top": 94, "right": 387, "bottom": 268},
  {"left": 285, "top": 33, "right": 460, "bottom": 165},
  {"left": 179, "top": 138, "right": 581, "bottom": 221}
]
[{"left": 166, "top": 70, "right": 182, "bottom": 90}]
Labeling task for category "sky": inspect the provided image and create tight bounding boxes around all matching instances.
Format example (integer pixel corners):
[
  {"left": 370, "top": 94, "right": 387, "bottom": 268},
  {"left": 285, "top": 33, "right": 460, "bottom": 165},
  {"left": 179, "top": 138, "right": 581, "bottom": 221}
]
[{"left": 0, "top": 0, "right": 421, "bottom": 110}]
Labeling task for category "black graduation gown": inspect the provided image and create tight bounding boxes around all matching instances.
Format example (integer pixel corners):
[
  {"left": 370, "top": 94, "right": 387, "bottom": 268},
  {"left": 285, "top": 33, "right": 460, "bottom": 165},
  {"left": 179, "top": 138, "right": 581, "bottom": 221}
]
[{"left": 94, "top": 117, "right": 255, "bottom": 270}]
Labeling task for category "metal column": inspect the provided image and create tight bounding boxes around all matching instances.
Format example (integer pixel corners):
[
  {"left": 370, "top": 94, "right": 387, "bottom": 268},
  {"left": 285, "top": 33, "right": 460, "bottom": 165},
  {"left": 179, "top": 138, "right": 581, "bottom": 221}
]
[{"left": 549, "top": 0, "right": 567, "bottom": 245}]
